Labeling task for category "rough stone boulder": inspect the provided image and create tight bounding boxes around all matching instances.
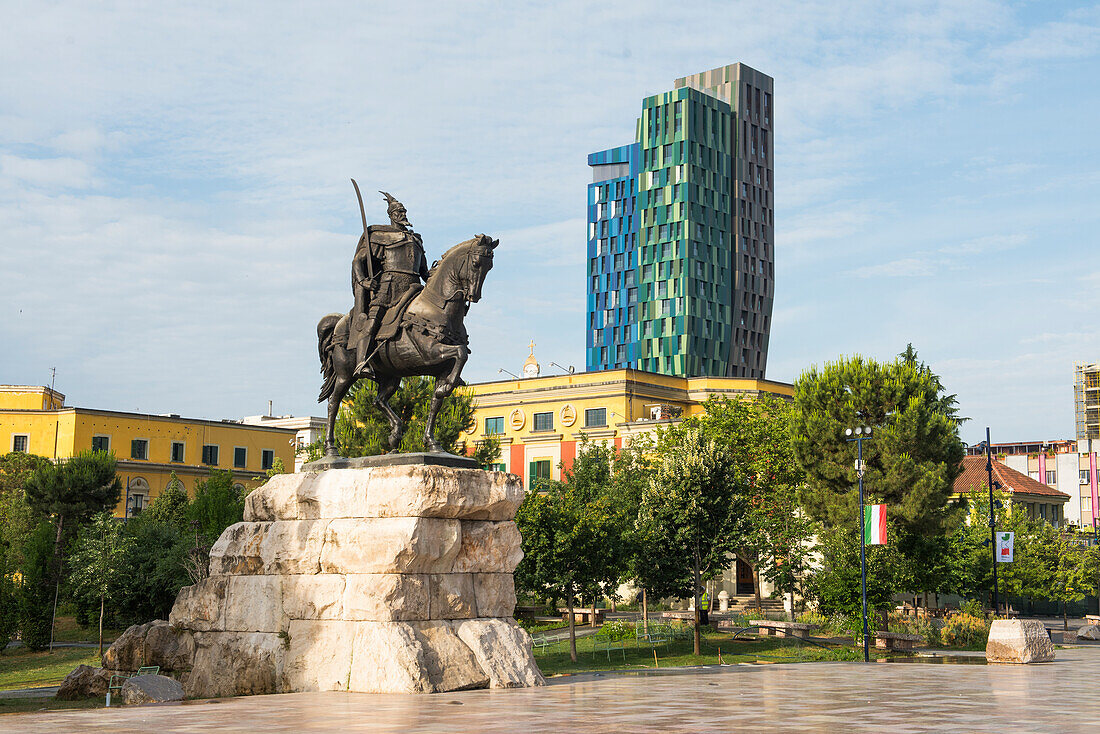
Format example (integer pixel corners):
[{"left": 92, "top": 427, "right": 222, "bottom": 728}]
[
  {"left": 103, "top": 620, "right": 194, "bottom": 673},
  {"left": 986, "top": 618, "right": 1056, "bottom": 663},
  {"left": 121, "top": 674, "right": 185, "bottom": 704},
  {"left": 56, "top": 664, "right": 112, "bottom": 700},
  {"left": 1077, "top": 624, "right": 1100, "bottom": 641}
]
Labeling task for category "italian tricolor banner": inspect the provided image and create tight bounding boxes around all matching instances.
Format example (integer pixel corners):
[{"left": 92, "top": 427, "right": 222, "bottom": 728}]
[{"left": 863, "top": 504, "right": 887, "bottom": 545}]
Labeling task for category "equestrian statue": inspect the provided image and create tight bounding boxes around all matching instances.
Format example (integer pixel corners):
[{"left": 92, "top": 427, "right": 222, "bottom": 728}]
[{"left": 316, "top": 181, "right": 497, "bottom": 457}]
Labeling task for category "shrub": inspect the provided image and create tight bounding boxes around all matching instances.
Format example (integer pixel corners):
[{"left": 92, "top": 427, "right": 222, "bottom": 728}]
[
  {"left": 887, "top": 611, "right": 940, "bottom": 646},
  {"left": 940, "top": 613, "right": 990, "bottom": 648},
  {"left": 958, "top": 599, "right": 986, "bottom": 618},
  {"left": 596, "top": 620, "right": 635, "bottom": 641}
]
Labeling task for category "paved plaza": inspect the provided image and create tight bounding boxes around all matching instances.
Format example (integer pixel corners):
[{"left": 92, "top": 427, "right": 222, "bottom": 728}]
[{"left": 4, "top": 647, "right": 1100, "bottom": 733}]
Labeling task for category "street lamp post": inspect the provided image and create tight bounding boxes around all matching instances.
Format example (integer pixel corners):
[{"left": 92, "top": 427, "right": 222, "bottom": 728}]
[
  {"left": 983, "top": 428, "right": 1000, "bottom": 616},
  {"left": 845, "top": 426, "right": 873, "bottom": 663}
]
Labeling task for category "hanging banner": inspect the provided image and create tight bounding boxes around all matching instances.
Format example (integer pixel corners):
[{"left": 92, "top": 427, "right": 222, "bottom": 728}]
[
  {"left": 863, "top": 504, "right": 887, "bottom": 545},
  {"left": 996, "top": 531, "right": 1014, "bottom": 562}
]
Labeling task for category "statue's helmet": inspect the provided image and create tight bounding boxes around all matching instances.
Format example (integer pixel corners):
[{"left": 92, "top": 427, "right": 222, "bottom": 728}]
[{"left": 380, "top": 191, "right": 406, "bottom": 220}]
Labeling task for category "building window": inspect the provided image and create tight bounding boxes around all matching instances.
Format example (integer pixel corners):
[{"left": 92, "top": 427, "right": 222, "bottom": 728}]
[
  {"left": 130, "top": 439, "right": 149, "bottom": 460},
  {"left": 1081, "top": 469, "right": 1091, "bottom": 484},
  {"left": 528, "top": 459, "right": 552, "bottom": 489},
  {"left": 171, "top": 441, "right": 185, "bottom": 463},
  {"left": 234, "top": 447, "right": 247, "bottom": 469},
  {"left": 1045, "top": 470, "right": 1056, "bottom": 485},
  {"left": 130, "top": 494, "right": 144, "bottom": 517},
  {"left": 11, "top": 434, "right": 28, "bottom": 453},
  {"left": 485, "top": 417, "right": 504, "bottom": 435},
  {"left": 92, "top": 435, "right": 110, "bottom": 452},
  {"left": 202, "top": 444, "right": 219, "bottom": 466},
  {"left": 261, "top": 449, "right": 274, "bottom": 471},
  {"left": 533, "top": 412, "right": 554, "bottom": 432},
  {"left": 487, "top": 462, "right": 506, "bottom": 473},
  {"left": 584, "top": 408, "right": 607, "bottom": 428}
]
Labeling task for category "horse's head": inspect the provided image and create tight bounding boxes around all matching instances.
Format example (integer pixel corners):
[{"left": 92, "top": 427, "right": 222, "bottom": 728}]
[{"left": 429, "top": 233, "right": 497, "bottom": 304}]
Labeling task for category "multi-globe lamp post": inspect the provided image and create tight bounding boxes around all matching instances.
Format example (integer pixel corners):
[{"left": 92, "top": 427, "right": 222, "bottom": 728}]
[
  {"left": 977, "top": 427, "right": 1000, "bottom": 615},
  {"left": 845, "top": 425, "right": 873, "bottom": 663}
]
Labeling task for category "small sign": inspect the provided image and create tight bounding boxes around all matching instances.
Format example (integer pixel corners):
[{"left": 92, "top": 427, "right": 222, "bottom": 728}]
[{"left": 996, "top": 532, "right": 1014, "bottom": 562}]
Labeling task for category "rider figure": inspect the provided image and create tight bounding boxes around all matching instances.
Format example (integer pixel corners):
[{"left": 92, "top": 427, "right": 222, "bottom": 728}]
[{"left": 352, "top": 192, "right": 430, "bottom": 377}]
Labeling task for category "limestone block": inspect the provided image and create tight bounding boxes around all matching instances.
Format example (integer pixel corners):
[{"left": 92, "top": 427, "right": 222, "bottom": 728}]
[
  {"left": 223, "top": 575, "right": 287, "bottom": 632},
  {"left": 185, "top": 631, "right": 283, "bottom": 699},
  {"left": 56, "top": 665, "right": 112, "bottom": 700},
  {"left": 986, "top": 619, "right": 1056, "bottom": 663},
  {"left": 320, "top": 517, "right": 460, "bottom": 574},
  {"left": 473, "top": 573, "right": 517, "bottom": 618},
  {"left": 280, "top": 620, "right": 357, "bottom": 692},
  {"left": 209, "top": 521, "right": 271, "bottom": 575},
  {"left": 244, "top": 473, "right": 313, "bottom": 521},
  {"left": 451, "top": 521, "right": 523, "bottom": 573},
  {"left": 429, "top": 574, "right": 476, "bottom": 619},
  {"left": 348, "top": 621, "right": 489, "bottom": 693},
  {"left": 452, "top": 618, "right": 546, "bottom": 689},
  {"left": 210, "top": 520, "right": 328, "bottom": 576},
  {"left": 241, "top": 466, "right": 523, "bottom": 522},
  {"left": 104, "top": 620, "right": 195, "bottom": 673},
  {"left": 170, "top": 576, "right": 227, "bottom": 631},
  {"left": 121, "top": 674, "right": 185, "bottom": 704},
  {"left": 343, "top": 574, "right": 429, "bottom": 621},
  {"left": 282, "top": 574, "right": 347, "bottom": 620},
  {"left": 366, "top": 466, "right": 524, "bottom": 520},
  {"left": 1077, "top": 624, "right": 1100, "bottom": 641}
]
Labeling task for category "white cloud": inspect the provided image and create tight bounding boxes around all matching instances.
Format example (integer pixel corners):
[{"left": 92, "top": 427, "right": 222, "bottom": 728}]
[
  {"left": 0, "top": 155, "right": 96, "bottom": 189},
  {"left": 850, "top": 257, "right": 936, "bottom": 279}
]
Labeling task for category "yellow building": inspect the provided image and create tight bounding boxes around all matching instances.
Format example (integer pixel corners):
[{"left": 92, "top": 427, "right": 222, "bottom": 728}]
[
  {"left": 461, "top": 358, "right": 792, "bottom": 490},
  {"left": 1, "top": 385, "right": 296, "bottom": 517}
]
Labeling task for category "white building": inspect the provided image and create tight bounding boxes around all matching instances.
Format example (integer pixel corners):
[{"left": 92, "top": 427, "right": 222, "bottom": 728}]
[{"left": 238, "top": 414, "right": 326, "bottom": 472}]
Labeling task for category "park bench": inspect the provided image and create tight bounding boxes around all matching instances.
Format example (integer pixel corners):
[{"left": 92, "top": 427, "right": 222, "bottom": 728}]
[
  {"left": 873, "top": 632, "right": 922, "bottom": 651},
  {"left": 593, "top": 635, "right": 627, "bottom": 661},
  {"left": 748, "top": 620, "right": 815, "bottom": 640},
  {"left": 106, "top": 665, "right": 160, "bottom": 707},
  {"left": 559, "top": 608, "right": 604, "bottom": 625},
  {"left": 1085, "top": 614, "right": 1099, "bottom": 625}
]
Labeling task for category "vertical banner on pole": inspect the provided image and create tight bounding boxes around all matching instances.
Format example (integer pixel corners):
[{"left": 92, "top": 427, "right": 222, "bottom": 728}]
[
  {"left": 996, "top": 532, "right": 1014, "bottom": 562},
  {"left": 863, "top": 504, "right": 887, "bottom": 545}
]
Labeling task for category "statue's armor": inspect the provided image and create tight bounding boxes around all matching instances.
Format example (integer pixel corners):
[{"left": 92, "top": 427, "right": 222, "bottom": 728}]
[{"left": 351, "top": 221, "right": 430, "bottom": 373}]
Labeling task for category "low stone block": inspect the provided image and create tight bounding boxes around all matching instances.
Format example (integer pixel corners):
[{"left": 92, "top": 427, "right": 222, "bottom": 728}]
[
  {"left": 121, "top": 674, "right": 185, "bottom": 704},
  {"left": 349, "top": 621, "right": 489, "bottom": 693},
  {"left": 320, "top": 517, "right": 461, "bottom": 574},
  {"left": 56, "top": 665, "right": 112, "bottom": 700},
  {"left": 452, "top": 618, "right": 546, "bottom": 689},
  {"left": 429, "top": 573, "right": 476, "bottom": 619},
  {"left": 343, "top": 574, "right": 428, "bottom": 621},
  {"left": 473, "top": 573, "right": 517, "bottom": 618},
  {"left": 185, "top": 631, "right": 283, "bottom": 699},
  {"left": 170, "top": 577, "right": 227, "bottom": 631},
  {"left": 104, "top": 620, "right": 193, "bottom": 673},
  {"left": 986, "top": 618, "right": 1056, "bottom": 664},
  {"left": 451, "top": 521, "right": 523, "bottom": 573},
  {"left": 1077, "top": 624, "right": 1100, "bottom": 641},
  {"left": 282, "top": 574, "right": 347, "bottom": 620}
]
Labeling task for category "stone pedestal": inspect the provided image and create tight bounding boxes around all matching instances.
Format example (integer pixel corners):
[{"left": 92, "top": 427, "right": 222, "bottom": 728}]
[{"left": 169, "top": 464, "right": 545, "bottom": 697}]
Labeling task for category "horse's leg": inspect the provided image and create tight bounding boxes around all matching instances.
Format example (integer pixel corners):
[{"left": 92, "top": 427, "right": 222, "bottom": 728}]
[
  {"left": 424, "top": 345, "right": 469, "bottom": 453},
  {"left": 373, "top": 374, "right": 405, "bottom": 452},
  {"left": 326, "top": 346, "right": 356, "bottom": 457}
]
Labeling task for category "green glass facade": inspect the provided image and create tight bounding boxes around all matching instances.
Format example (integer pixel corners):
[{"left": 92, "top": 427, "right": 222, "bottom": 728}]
[{"left": 588, "top": 63, "right": 774, "bottom": 378}]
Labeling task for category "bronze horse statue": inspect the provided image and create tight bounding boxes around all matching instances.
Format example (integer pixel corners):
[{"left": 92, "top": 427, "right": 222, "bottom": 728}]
[{"left": 316, "top": 234, "right": 497, "bottom": 456}]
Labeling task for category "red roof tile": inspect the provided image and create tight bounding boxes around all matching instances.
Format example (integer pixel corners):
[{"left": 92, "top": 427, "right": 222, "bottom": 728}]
[{"left": 955, "top": 455, "right": 1070, "bottom": 500}]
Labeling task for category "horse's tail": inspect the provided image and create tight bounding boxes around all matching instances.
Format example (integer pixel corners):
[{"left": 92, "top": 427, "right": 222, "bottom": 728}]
[{"left": 317, "top": 313, "right": 341, "bottom": 402}]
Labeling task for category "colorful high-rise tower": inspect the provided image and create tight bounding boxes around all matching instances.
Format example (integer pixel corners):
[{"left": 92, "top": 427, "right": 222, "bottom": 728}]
[{"left": 586, "top": 63, "right": 774, "bottom": 378}]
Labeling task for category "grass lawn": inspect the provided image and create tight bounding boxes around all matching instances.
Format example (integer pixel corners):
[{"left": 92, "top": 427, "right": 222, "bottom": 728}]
[
  {"left": 533, "top": 626, "right": 895, "bottom": 676},
  {"left": 0, "top": 697, "right": 103, "bottom": 715},
  {"left": 0, "top": 647, "right": 100, "bottom": 691},
  {"left": 51, "top": 615, "right": 123, "bottom": 645}
]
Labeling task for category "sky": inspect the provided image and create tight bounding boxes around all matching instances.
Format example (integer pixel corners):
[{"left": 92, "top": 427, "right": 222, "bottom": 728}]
[{"left": 1, "top": 1, "right": 1097, "bottom": 446}]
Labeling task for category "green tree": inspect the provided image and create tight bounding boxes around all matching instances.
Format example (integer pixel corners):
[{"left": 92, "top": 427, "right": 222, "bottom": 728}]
[
  {"left": 470, "top": 435, "right": 502, "bottom": 470},
  {"left": 18, "top": 521, "right": 56, "bottom": 651},
  {"left": 140, "top": 473, "right": 190, "bottom": 529},
  {"left": 336, "top": 377, "right": 475, "bottom": 456},
  {"left": 0, "top": 452, "right": 50, "bottom": 573},
  {"left": 265, "top": 457, "right": 287, "bottom": 478},
  {"left": 791, "top": 349, "right": 965, "bottom": 604},
  {"left": 638, "top": 425, "right": 748, "bottom": 655},
  {"left": 187, "top": 470, "right": 246, "bottom": 543},
  {"left": 514, "top": 444, "right": 628, "bottom": 662},
  {"left": 111, "top": 520, "right": 190, "bottom": 627},
  {"left": 68, "top": 512, "right": 134, "bottom": 657},
  {"left": 22, "top": 450, "right": 122, "bottom": 649}
]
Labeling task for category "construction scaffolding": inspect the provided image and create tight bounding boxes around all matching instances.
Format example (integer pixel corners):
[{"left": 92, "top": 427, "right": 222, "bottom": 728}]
[{"left": 1075, "top": 362, "right": 1100, "bottom": 443}]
